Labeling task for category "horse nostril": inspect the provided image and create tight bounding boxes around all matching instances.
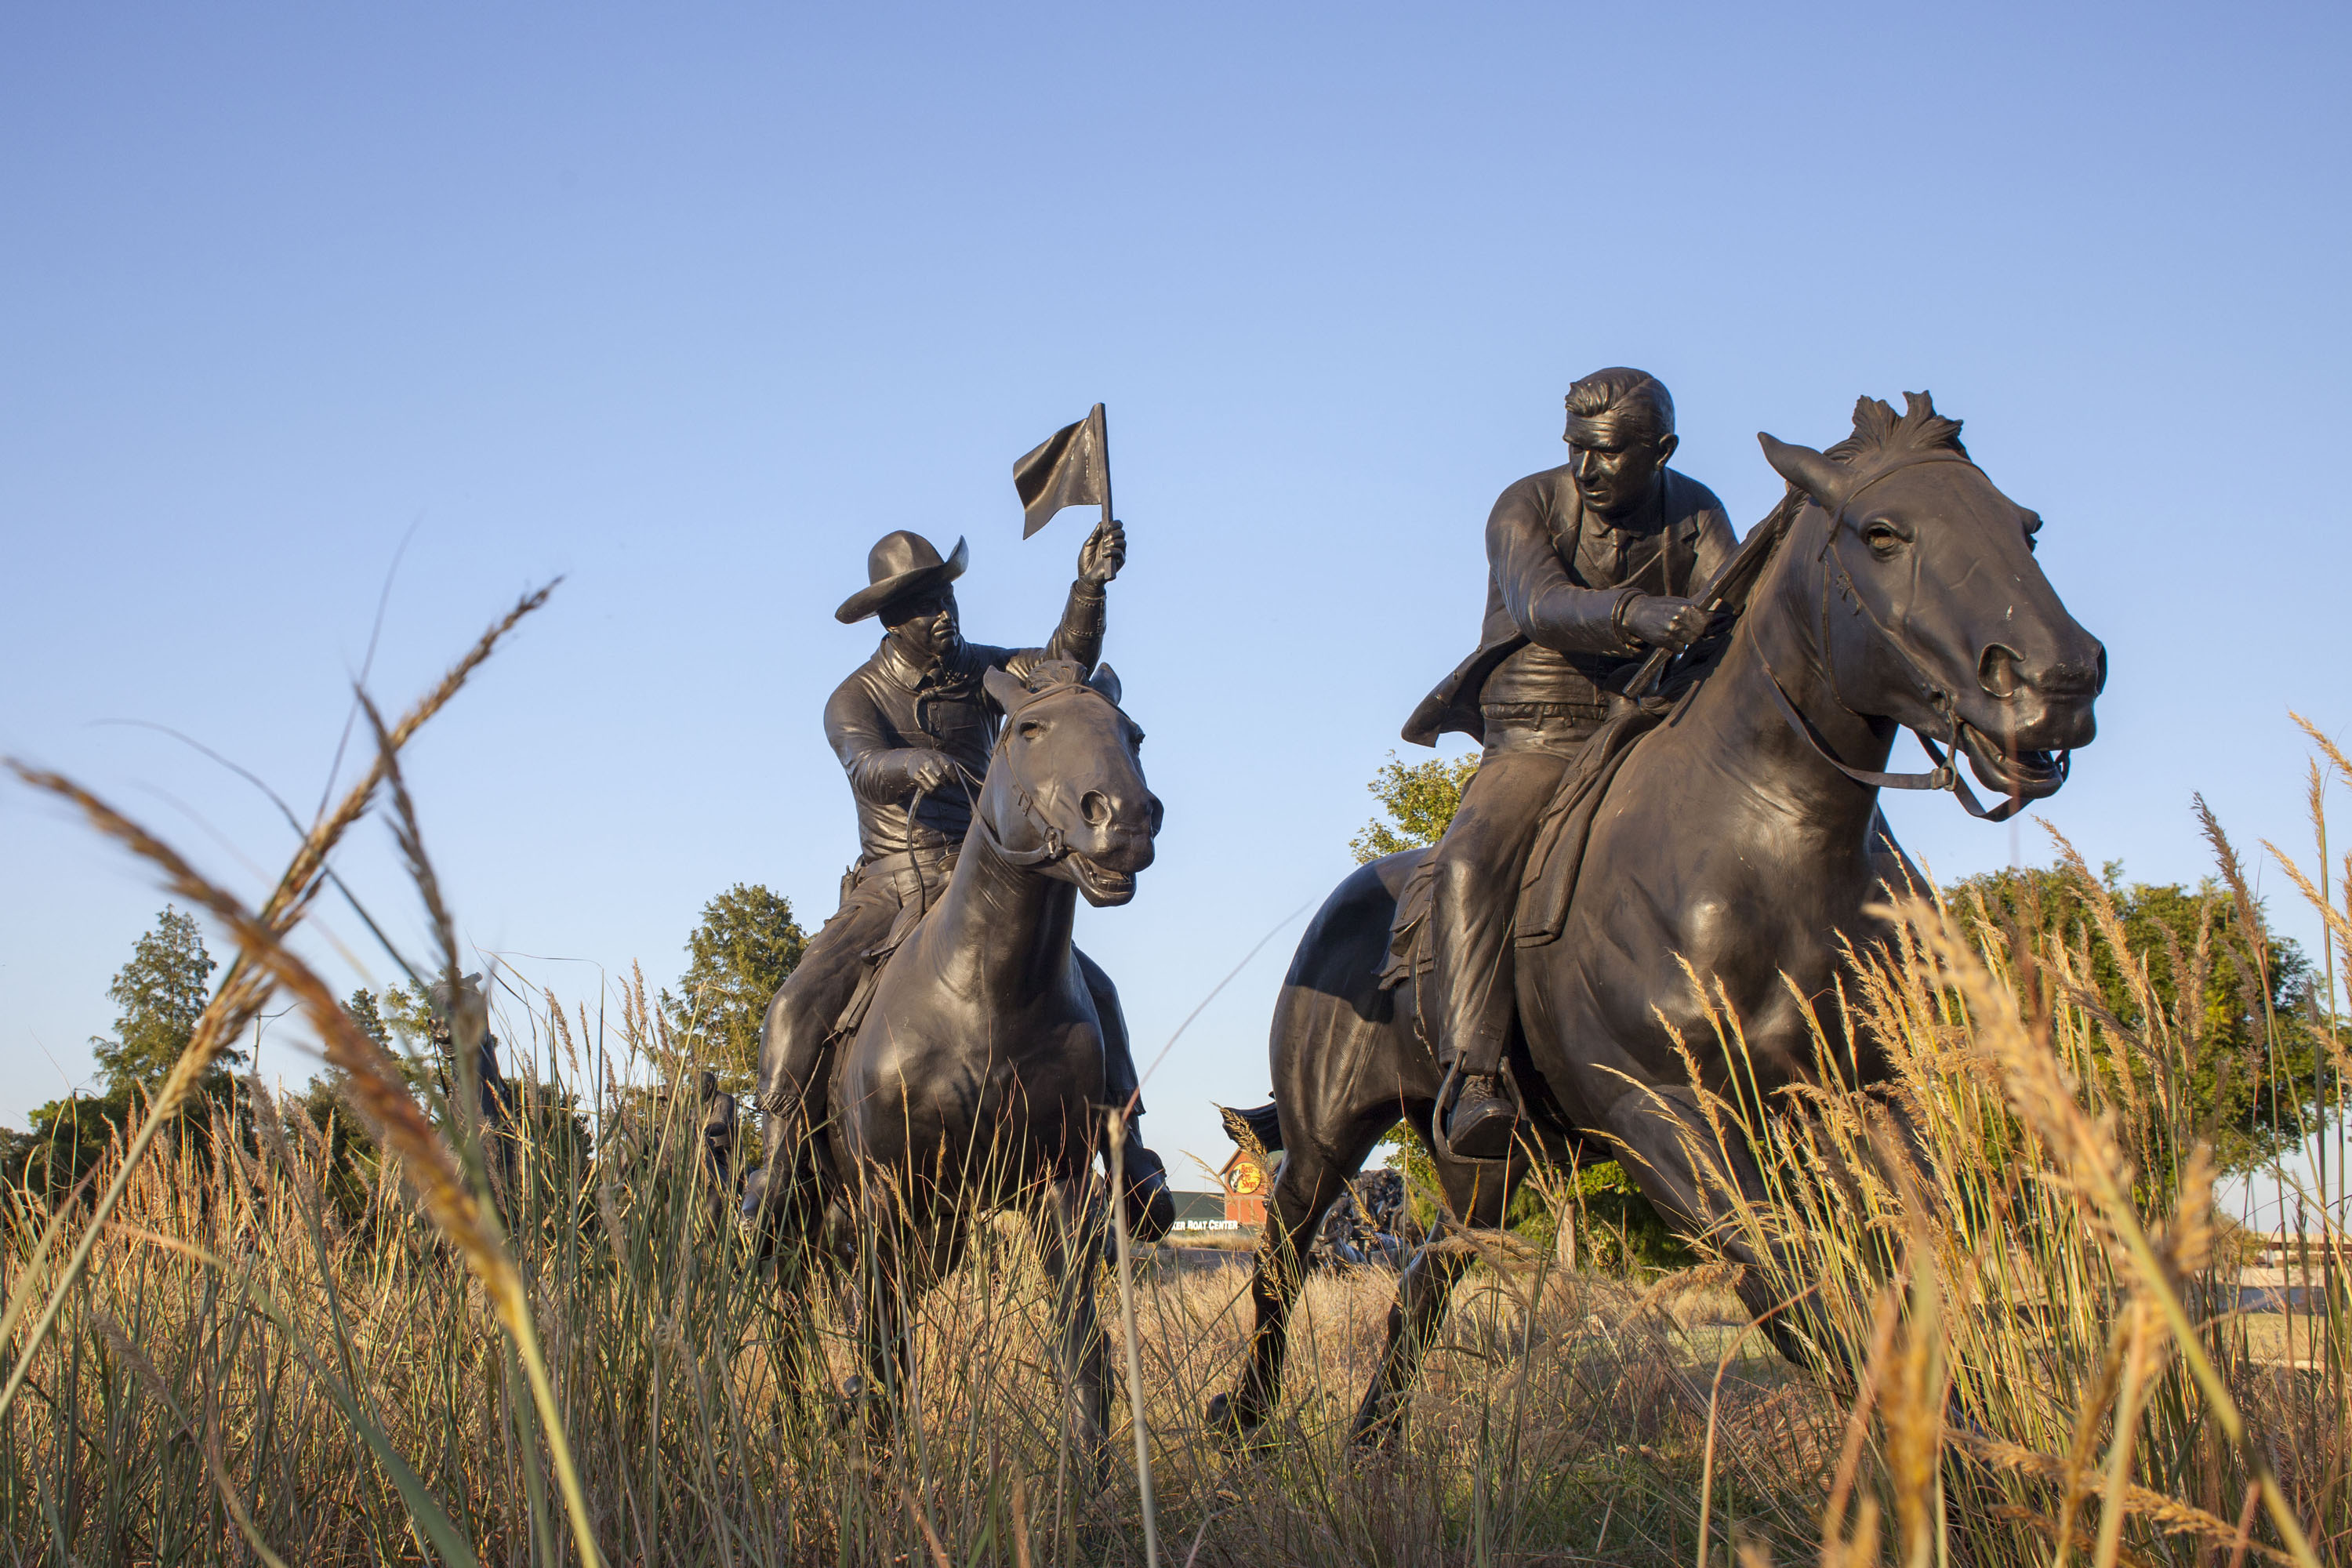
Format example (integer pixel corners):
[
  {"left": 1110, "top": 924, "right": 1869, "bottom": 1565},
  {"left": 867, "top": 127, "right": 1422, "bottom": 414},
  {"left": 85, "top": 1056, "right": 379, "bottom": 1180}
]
[
  {"left": 1080, "top": 790, "right": 1112, "bottom": 827},
  {"left": 1978, "top": 643, "right": 2022, "bottom": 699},
  {"left": 1146, "top": 795, "right": 1164, "bottom": 837}
]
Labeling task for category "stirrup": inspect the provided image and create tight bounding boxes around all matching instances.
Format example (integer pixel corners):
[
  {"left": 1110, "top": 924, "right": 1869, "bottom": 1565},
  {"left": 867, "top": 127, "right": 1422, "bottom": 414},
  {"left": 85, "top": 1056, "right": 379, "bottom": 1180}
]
[{"left": 1431, "top": 1061, "right": 1522, "bottom": 1164}]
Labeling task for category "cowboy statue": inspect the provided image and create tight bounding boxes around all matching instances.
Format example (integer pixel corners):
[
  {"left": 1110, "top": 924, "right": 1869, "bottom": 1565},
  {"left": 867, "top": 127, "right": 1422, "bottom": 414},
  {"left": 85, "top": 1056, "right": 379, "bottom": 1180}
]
[
  {"left": 698, "top": 1068, "right": 738, "bottom": 1208},
  {"left": 427, "top": 971, "right": 517, "bottom": 1189},
  {"left": 753, "top": 519, "right": 1174, "bottom": 1235},
  {"left": 1405, "top": 368, "right": 1737, "bottom": 1159}
]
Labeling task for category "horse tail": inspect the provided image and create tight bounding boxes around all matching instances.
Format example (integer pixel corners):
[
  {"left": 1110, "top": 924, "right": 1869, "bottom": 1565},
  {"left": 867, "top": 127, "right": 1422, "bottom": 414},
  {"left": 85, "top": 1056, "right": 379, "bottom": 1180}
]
[{"left": 1219, "top": 1102, "right": 1284, "bottom": 1153}]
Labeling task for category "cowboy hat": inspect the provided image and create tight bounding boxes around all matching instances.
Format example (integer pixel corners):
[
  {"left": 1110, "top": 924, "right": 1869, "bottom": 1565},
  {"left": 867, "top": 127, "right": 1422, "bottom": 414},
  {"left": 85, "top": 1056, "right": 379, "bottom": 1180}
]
[{"left": 835, "top": 531, "right": 969, "bottom": 624}]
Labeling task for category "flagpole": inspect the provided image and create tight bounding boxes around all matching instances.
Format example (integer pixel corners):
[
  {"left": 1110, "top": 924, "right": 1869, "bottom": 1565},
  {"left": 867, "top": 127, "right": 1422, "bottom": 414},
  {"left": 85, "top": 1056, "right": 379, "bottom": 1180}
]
[{"left": 1095, "top": 402, "right": 1113, "bottom": 533}]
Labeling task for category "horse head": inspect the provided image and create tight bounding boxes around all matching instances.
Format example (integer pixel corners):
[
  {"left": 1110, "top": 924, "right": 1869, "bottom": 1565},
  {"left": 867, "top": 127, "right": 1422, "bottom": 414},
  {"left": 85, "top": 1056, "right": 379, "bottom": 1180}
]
[
  {"left": 978, "top": 660, "right": 1163, "bottom": 906},
  {"left": 1758, "top": 392, "right": 2104, "bottom": 805}
]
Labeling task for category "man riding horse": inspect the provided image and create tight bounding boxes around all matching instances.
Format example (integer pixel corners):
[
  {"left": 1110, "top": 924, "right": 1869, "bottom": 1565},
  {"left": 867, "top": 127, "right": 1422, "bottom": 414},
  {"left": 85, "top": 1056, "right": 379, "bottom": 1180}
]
[
  {"left": 1407, "top": 368, "right": 1737, "bottom": 1159},
  {"left": 753, "top": 521, "right": 1174, "bottom": 1234}
]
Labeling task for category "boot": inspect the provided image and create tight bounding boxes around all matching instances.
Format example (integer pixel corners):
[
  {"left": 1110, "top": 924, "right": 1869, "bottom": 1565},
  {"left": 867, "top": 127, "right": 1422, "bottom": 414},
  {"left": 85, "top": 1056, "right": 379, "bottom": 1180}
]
[
  {"left": 1117, "top": 1138, "right": 1176, "bottom": 1243},
  {"left": 1443, "top": 1071, "right": 1522, "bottom": 1161},
  {"left": 746, "top": 1089, "right": 820, "bottom": 1235}
]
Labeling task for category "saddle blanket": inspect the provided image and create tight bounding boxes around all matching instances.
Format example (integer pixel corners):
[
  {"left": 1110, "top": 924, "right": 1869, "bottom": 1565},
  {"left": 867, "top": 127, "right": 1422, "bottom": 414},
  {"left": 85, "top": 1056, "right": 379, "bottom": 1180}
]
[{"left": 1377, "top": 693, "right": 1675, "bottom": 996}]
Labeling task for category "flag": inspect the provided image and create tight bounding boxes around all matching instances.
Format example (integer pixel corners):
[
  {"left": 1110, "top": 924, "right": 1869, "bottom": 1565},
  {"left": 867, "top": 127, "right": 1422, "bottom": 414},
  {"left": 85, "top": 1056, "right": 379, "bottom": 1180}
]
[{"left": 1013, "top": 403, "right": 1109, "bottom": 539}]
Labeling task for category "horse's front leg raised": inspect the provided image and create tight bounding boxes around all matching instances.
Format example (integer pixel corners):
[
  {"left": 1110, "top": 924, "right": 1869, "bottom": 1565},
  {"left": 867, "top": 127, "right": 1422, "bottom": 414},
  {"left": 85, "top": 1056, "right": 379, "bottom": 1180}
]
[{"left": 1029, "top": 1177, "right": 1111, "bottom": 1479}]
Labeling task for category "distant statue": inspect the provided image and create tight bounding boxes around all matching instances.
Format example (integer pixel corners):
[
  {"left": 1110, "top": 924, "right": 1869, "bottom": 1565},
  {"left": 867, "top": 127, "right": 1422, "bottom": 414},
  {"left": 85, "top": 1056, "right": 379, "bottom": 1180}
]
[
  {"left": 428, "top": 971, "right": 516, "bottom": 1190},
  {"left": 697, "top": 1069, "right": 737, "bottom": 1210},
  {"left": 752, "top": 521, "right": 1172, "bottom": 1236},
  {"left": 1307, "top": 1171, "right": 1408, "bottom": 1270},
  {"left": 1213, "top": 390, "right": 2105, "bottom": 1445},
  {"left": 761, "top": 656, "right": 1163, "bottom": 1457},
  {"left": 1406, "top": 369, "right": 1737, "bottom": 1159}
]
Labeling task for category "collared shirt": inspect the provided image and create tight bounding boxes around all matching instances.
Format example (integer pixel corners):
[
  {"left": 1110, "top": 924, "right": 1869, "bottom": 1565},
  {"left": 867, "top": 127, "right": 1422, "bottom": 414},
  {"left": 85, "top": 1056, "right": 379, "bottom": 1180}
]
[{"left": 822, "top": 583, "right": 1105, "bottom": 862}]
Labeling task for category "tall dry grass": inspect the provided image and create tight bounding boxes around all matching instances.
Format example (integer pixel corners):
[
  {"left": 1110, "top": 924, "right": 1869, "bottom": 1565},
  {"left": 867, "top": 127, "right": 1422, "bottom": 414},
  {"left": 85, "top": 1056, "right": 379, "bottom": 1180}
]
[{"left": 2, "top": 605, "right": 2344, "bottom": 1563}]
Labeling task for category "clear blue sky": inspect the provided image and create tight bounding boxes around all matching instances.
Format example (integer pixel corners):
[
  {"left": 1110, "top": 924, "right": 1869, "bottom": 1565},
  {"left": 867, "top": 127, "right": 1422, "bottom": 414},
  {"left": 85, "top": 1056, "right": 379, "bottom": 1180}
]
[{"left": 4, "top": 4, "right": 2347, "bottom": 1199}]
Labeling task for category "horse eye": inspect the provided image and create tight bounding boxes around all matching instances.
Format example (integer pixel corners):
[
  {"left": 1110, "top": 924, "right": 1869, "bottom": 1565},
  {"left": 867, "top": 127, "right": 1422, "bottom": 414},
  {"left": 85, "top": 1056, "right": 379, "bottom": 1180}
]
[
  {"left": 1016, "top": 718, "right": 1045, "bottom": 739},
  {"left": 1863, "top": 521, "right": 1904, "bottom": 557}
]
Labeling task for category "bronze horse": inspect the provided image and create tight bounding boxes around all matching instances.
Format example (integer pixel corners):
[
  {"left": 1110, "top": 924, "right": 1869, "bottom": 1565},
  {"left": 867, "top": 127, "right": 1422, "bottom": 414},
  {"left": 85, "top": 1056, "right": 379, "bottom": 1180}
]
[
  {"left": 782, "top": 659, "right": 1161, "bottom": 1452},
  {"left": 1210, "top": 394, "right": 2104, "bottom": 1442}
]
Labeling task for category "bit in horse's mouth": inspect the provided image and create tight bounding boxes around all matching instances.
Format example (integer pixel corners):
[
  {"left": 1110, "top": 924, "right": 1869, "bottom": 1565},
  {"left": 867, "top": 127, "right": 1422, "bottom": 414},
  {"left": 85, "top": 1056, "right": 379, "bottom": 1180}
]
[
  {"left": 1069, "top": 854, "right": 1138, "bottom": 906},
  {"left": 1957, "top": 722, "right": 2067, "bottom": 798}
]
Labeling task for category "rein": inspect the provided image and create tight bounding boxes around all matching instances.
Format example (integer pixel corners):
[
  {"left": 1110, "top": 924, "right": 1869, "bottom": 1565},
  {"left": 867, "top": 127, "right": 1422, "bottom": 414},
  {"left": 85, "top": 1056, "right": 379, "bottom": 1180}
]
[{"left": 1751, "top": 454, "right": 2059, "bottom": 824}]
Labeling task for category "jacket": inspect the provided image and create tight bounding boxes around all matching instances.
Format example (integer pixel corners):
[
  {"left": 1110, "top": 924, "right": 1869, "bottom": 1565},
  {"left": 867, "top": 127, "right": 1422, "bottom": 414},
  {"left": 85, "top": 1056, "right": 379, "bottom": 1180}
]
[{"left": 1403, "top": 464, "right": 1736, "bottom": 746}]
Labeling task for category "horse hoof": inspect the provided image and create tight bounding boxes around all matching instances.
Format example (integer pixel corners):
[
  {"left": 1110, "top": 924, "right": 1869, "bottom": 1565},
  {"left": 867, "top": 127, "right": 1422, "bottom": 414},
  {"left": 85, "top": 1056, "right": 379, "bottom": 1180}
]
[{"left": 1205, "top": 1392, "right": 1265, "bottom": 1445}]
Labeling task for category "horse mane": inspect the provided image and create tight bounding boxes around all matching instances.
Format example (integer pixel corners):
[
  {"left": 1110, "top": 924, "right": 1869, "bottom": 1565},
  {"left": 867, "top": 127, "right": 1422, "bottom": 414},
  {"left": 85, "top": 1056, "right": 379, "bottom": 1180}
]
[
  {"left": 1668, "top": 391, "right": 1971, "bottom": 687},
  {"left": 1821, "top": 390, "right": 1967, "bottom": 469}
]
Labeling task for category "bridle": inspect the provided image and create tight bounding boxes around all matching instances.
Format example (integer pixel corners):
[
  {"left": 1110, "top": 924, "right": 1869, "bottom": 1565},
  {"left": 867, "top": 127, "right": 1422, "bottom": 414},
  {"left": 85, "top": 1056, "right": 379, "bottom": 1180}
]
[
  {"left": 964, "top": 680, "right": 1118, "bottom": 869},
  {"left": 1749, "top": 452, "right": 2064, "bottom": 824}
]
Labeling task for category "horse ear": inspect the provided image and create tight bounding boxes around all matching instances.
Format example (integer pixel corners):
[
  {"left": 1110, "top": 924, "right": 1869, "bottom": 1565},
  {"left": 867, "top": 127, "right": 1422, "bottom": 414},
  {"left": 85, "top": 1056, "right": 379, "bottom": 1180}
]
[
  {"left": 983, "top": 665, "right": 1032, "bottom": 715},
  {"left": 1757, "top": 432, "right": 1849, "bottom": 512},
  {"left": 1085, "top": 662, "right": 1123, "bottom": 706}
]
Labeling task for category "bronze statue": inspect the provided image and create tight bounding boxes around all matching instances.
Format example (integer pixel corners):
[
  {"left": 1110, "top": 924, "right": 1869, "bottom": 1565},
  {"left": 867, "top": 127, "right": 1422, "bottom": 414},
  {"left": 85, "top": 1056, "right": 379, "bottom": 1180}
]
[
  {"left": 1211, "top": 391, "right": 2104, "bottom": 1445},
  {"left": 771, "top": 658, "right": 1162, "bottom": 1454},
  {"left": 697, "top": 1069, "right": 736, "bottom": 1210},
  {"left": 429, "top": 971, "right": 517, "bottom": 1196},
  {"left": 1406, "top": 369, "right": 1737, "bottom": 1158},
  {"left": 752, "top": 520, "right": 1173, "bottom": 1237}
]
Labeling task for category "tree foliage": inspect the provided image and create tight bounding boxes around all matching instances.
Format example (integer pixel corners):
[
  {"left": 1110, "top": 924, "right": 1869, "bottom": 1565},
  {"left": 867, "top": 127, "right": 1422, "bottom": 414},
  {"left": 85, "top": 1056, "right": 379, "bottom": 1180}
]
[
  {"left": 1948, "top": 861, "right": 2336, "bottom": 1175},
  {"left": 659, "top": 884, "right": 807, "bottom": 1090},
  {"left": 1350, "top": 751, "right": 1479, "bottom": 864},
  {"left": 342, "top": 987, "right": 391, "bottom": 1051},
  {"left": 89, "top": 906, "right": 226, "bottom": 1091},
  {"left": 5, "top": 906, "right": 231, "bottom": 1197}
]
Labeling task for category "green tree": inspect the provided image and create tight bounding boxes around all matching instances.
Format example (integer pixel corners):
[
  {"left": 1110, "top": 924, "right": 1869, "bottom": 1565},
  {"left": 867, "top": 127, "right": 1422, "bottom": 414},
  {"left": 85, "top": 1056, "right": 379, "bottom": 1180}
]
[
  {"left": 342, "top": 987, "right": 391, "bottom": 1051},
  {"left": 4, "top": 906, "right": 235, "bottom": 1198},
  {"left": 659, "top": 884, "right": 806, "bottom": 1090},
  {"left": 89, "top": 906, "right": 225, "bottom": 1093},
  {"left": 1350, "top": 751, "right": 1479, "bottom": 863},
  {"left": 283, "top": 989, "right": 401, "bottom": 1218},
  {"left": 1949, "top": 861, "right": 2335, "bottom": 1176}
]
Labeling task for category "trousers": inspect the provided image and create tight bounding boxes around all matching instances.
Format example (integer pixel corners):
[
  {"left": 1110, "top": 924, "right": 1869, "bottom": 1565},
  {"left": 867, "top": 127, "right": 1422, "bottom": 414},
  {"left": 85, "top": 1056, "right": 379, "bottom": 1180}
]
[
  {"left": 755, "top": 848, "right": 1143, "bottom": 1136},
  {"left": 1426, "top": 719, "right": 1591, "bottom": 1079}
]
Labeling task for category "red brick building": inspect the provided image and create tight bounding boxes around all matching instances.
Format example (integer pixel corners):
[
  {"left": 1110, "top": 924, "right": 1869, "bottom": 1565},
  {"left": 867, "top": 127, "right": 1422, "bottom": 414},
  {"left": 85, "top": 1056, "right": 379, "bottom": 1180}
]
[{"left": 1219, "top": 1148, "right": 1268, "bottom": 1226}]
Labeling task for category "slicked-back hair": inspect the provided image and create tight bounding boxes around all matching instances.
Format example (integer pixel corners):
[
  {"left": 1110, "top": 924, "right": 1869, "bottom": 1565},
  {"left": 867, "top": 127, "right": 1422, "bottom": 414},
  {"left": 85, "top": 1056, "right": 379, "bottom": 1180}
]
[{"left": 1564, "top": 367, "right": 1675, "bottom": 441}]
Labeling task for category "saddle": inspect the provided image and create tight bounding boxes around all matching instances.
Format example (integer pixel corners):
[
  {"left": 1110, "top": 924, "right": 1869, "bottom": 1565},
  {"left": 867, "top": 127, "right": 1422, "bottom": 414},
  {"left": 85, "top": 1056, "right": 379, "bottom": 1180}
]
[{"left": 1376, "top": 687, "right": 1687, "bottom": 1012}]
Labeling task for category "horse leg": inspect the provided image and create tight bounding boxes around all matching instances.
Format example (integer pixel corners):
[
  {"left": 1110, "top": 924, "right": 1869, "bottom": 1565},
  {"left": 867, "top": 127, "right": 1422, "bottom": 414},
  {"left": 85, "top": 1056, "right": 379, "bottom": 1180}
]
[
  {"left": 1207, "top": 1127, "right": 1367, "bottom": 1439},
  {"left": 1599, "top": 1083, "right": 1838, "bottom": 1370},
  {"left": 1203, "top": 851, "right": 1439, "bottom": 1439},
  {"left": 1029, "top": 1178, "right": 1111, "bottom": 1479},
  {"left": 1350, "top": 1120, "right": 1520, "bottom": 1446},
  {"left": 851, "top": 1185, "right": 918, "bottom": 1446},
  {"left": 751, "top": 882, "right": 900, "bottom": 1247}
]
